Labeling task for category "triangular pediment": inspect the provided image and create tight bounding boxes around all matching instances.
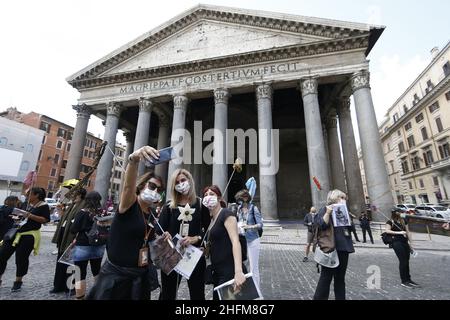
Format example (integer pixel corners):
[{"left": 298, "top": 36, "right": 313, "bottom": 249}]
[
  {"left": 102, "top": 20, "right": 328, "bottom": 76},
  {"left": 67, "top": 4, "right": 384, "bottom": 88}
]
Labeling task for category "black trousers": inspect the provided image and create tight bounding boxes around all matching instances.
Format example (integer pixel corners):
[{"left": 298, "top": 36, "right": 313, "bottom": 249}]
[
  {"left": 0, "top": 235, "right": 35, "bottom": 278},
  {"left": 350, "top": 224, "right": 360, "bottom": 241},
  {"left": 313, "top": 251, "right": 349, "bottom": 300},
  {"left": 52, "top": 254, "right": 71, "bottom": 291},
  {"left": 74, "top": 258, "right": 103, "bottom": 281},
  {"left": 362, "top": 227, "right": 374, "bottom": 243},
  {"left": 392, "top": 241, "right": 411, "bottom": 283},
  {"left": 160, "top": 256, "right": 206, "bottom": 300}
]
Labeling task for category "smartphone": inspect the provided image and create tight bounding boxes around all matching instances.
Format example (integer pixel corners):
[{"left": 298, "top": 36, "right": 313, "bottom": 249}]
[{"left": 144, "top": 146, "right": 175, "bottom": 167}]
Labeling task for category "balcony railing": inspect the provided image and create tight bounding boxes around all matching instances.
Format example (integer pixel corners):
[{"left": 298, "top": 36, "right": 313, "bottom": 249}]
[{"left": 431, "top": 158, "right": 450, "bottom": 171}]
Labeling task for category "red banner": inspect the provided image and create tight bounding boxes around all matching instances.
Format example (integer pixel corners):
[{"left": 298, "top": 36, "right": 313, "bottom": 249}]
[{"left": 313, "top": 177, "right": 322, "bottom": 191}]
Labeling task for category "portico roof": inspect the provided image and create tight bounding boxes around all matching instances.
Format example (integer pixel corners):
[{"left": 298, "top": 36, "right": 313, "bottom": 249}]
[{"left": 67, "top": 4, "right": 384, "bottom": 90}]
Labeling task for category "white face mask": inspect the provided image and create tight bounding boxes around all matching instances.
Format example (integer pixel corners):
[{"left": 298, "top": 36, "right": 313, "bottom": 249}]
[
  {"left": 140, "top": 188, "right": 161, "bottom": 204},
  {"left": 202, "top": 196, "right": 218, "bottom": 210},
  {"left": 175, "top": 181, "right": 190, "bottom": 195}
]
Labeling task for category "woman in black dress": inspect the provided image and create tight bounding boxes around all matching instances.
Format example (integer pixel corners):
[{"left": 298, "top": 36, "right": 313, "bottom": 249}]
[
  {"left": 158, "top": 168, "right": 210, "bottom": 300},
  {"left": 87, "top": 146, "right": 170, "bottom": 300},
  {"left": 202, "top": 185, "right": 246, "bottom": 300}
]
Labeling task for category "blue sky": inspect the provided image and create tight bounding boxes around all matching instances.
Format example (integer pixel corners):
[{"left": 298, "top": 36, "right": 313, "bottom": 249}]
[{"left": 0, "top": 0, "right": 449, "bottom": 143}]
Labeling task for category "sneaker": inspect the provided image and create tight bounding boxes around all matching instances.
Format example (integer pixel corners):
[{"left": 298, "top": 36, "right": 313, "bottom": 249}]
[
  {"left": 408, "top": 280, "right": 420, "bottom": 287},
  {"left": 51, "top": 250, "right": 58, "bottom": 255},
  {"left": 401, "top": 282, "right": 415, "bottom": 289},
  {"left": 303, "top": 257, "right": 309, "bottom": 262},
  {"left": 11, "top": 281, "right": 22, "bottom": 292}
]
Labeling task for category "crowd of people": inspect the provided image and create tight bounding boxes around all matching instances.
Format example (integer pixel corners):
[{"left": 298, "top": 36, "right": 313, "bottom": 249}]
[{"left": 0, "top": 144, "right": 448, "bottom": 301}]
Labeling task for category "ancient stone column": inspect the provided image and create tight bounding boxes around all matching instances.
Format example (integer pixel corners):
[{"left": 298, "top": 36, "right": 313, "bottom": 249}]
[
  {"left": 352, "top": 71, "right": 394, "bottom": 220},
  {"left": 256, "top": 83, "right": 279, "bottom": 224},
  {"left": 65, "top": 104, "right": 91, "bottom": 180},
  {"left": 154, "top": 109, "right": 171, "bottom": 184},
  {"left": 213, "top": 88, "right": 229, "bottom": 195},
  {"left": 94, "top": 102, "right": 123, "bottom": 204},
  {"left": 338, "top": 98, "right": 365, "bottom": 215},
  {"left": 300, "top": 78, "right": 330, "bottom": 208},
  {"left": 166, "top": 94, "right": 188, "bottom": 198},
  {"left": 327, "top": 113, "right": 347, "bottom": 193},
  {"left": 133, "top": 98, "right": 153, "bottom": 176}
]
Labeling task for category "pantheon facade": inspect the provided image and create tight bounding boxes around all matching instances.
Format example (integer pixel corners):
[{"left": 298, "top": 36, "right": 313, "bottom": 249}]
[{"left": 65, "top": 5, "right": 394, "bottom": 221}]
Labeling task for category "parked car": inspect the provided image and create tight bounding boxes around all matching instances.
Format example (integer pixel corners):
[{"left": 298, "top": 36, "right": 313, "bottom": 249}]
[
  {"left": 45, "top": 198, "right": 58, "bottom": 211},
  {"left": 396, "top": 204, "right": 416, "bottom": 214},
  {"left": 415, "top": 205, "right": 450, "bottom": 219}
]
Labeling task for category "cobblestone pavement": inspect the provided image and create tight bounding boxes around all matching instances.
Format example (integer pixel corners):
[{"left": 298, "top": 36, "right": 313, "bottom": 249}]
[{"left": 1, "top": 225, "right": 449, "bottom": 300}]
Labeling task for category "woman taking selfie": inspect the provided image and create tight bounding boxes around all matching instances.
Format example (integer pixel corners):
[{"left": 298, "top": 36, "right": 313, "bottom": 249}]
[{"left": 87, "top": 146, "right": 170, "bottom": 300}]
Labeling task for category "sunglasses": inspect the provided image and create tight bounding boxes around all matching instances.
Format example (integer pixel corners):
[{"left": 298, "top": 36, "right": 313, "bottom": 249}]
[{"left": 147, "top": 182, "right": 162, "bottom": 193}]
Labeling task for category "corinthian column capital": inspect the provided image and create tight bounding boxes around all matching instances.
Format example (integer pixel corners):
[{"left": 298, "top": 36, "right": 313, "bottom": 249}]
[
  {"left": 106, "top": 102, "right": 123, "bottom": 118},
  {"left": 138, "top": 97, "right": 153, "bottom": 113},
  {"left": 351, "top": 71, "right": 371, "bottom": 92},
  {"left": 173, "top": 94, "right": 189, "bottom": 111},
  {"left": 72, "top": 104, "right": 92, "bottom": 120},
  {"left": 337, "top": 97, "right": 351, "bottom": 116},
  {"left": 256, "top": 83, "right": 273, "bottom": 101},
  {"left": 214, "top": 88, "right": 230, "bottom": 105},
  {"left": 300, "top": 78, "right": 318, "bottom": 98}
]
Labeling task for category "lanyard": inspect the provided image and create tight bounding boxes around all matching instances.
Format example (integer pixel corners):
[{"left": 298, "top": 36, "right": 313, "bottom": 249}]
[
  {"left": 201, "top": 208, "right": 222, "bottom": 247},
  {"left": 141, "top": 208, "right": 153, "bottom": 248}
]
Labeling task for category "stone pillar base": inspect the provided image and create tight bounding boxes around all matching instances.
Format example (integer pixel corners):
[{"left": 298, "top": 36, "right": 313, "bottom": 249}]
[{"left": 262, "top": 219, "right": 283, "bottom": 230}]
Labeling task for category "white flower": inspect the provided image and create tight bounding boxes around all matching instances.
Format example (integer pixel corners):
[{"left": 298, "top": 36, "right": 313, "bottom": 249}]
[{"left": 177, "top": 204, "right": 196, "bottom": 222}]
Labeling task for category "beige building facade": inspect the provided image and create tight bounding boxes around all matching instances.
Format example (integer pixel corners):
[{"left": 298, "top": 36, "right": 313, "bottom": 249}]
[{"left": 378, "top": 41, "right": 450, "bottom": 205}]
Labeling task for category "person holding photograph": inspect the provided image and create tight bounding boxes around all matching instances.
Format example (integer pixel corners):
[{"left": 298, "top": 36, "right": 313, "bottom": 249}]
[
  {"left": 313, "top": 190, "right": 354, "bottom": 300},
  {"left": 158, "top": 169, "right": 210, "bottom": 300},
  {"left": 235, "top": 189, "right": 263, "bottom": 291},
  {"left": 385, "top": 208, "right": 419, "bottom": 288},
  {"left": 0, "top": 187, "right": 50, "bottom": 292},
  {"left": 87, "top": 146, "right": 170, "bottom": 300},
  {"left": 202, "top": 185, "right": 246, "bottom": 300}
]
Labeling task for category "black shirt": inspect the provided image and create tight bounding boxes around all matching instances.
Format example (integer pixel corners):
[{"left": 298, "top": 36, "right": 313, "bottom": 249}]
[
  {"left": 70, "top": 209, "right": 95, "bottom": 246},
  {"left": 107, "top": 201, "right": 155, "bottom": 268},
  {"left": 158, "top": 197, "right": 210, "bottom": 246},
  {"left": 0, "top": 205, "right": 14, "bottom": 239},
  {"left": 387, "top": 219, "right": 408, "bottom": 242},
  {"left": 209, "top": 209, "right": 236, "bottom": 268},
  {"left": 19, "top": 202, "right": 50, "bottom": 232}
]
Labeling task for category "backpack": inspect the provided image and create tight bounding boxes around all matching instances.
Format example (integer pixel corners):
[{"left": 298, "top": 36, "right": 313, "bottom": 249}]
[
  {"left": 250, "top": 205, "right": 263, "bottom": 237},
  {"left": 86, "top": 214, "right": 113, "bottom": 246}
]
